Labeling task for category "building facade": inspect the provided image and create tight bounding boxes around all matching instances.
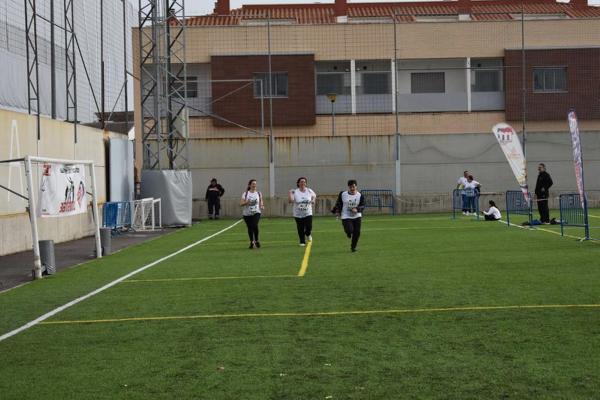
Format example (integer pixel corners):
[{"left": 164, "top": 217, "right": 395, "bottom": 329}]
[{"left": 133, "top": 0, "right": 600, "bottom": 201}]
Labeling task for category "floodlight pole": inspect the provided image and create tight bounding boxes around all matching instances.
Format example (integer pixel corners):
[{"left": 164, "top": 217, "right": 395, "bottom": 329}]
[
  {"left": 24, "top": 156, "right": 43, "bottom": 279},
  {"left": 267, "top": 13, "right": 275, "bottom": 198},
  {"left": 393, "top": 10, "right": 401, "bottom": 196},
  {"left": 327, "top": 93, "right": 337, "bottom": 136}
]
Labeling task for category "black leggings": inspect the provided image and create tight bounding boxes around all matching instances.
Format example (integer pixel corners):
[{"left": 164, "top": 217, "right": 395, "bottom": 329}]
[
  {"left": 484, "top": 214, "right": 500, "bottom": 221},
  {"left": 243, "top": 214, "right": 261, "bottom": 242},
  {"left": 342, "top": 218, "right": 361, "bottom": 250},
  {"left": 294, "top": 216, "right": 313, "bottom": 244},
  {"left": 207, "top": 198, "right": 221, "bottom": 217}
]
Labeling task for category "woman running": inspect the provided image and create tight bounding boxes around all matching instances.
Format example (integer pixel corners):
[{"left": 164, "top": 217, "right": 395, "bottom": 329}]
[
  {"left": 240, "top": 179, "right": 264, "bottom": 249},
  {"left": 333, "top": 179, "right": 365, "bottom": 252},
  {"left": 288, "top": 177, "right": 316, "bottom": 247}
]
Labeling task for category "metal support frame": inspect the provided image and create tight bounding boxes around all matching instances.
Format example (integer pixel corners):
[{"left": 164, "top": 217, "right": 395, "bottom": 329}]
[
  {"left": 64, "top": 0, "right": 77, "bottom": 142},
  {"left": 24, "top": 0, "right": 41, "bottom": 140},
  {"left": 139, "top": 0, "right": 189, "bottom": 171}
]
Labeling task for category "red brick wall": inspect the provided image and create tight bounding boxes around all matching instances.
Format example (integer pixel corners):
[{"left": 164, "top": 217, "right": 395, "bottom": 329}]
[
  {"left": 505, "top": 48, "right": 600, "bottom": 121},
  {"left": 211, "top": 54, "right": 316, "bottom": 127}
]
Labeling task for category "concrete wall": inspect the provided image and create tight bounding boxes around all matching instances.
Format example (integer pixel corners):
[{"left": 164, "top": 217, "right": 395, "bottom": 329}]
[
  {"left": 0, "top": 108, "right": 106, "bottom": 255},
  {"left": 186, "top": 130, "right": 600, "bottom": 219}
]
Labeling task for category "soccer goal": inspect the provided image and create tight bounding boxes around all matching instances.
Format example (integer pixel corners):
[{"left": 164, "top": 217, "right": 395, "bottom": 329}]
[
  {"left": 0, "top": 155, "right": 102, "bottom": 279},
  {"left": 131, "top": 198, "right": 162, "bottom": 231}
]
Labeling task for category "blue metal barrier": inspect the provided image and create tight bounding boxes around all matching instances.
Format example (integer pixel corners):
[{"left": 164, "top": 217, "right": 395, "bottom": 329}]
[
  {"left": 362, "top": 189, "right": 395, "bottom": 215},
  {"left": 102, "top": 201, "right": 132, "bottom": 230},
  {"left": 559, "top": 193, "right": 590, "bottom": 239},
  {"left": 452, "top": 188, "right": 479, "bottom": 220},
  {"left": 505, "top": 190, "right": 532, "bottom": 227}
]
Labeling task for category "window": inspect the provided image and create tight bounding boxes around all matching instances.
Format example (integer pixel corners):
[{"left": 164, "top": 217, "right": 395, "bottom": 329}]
[
  {"left": 533, "top": 67, "right": 567, "bottom": 92},
  {"left": 316, "top": 74, "right": 349, "bottom": 96},
  {"left": 411, "top": 72, "right": 445, "bottom": 93},
  {"left": 173, "top": 77, "right": 198, "bottom": 98},
  {"left": 472, "top": 70, "right": 501, "bottom": 92},
  {"left": 362, "top": 72, "right": 390, "bottom": 94},
  {"left": 253, "top": 72, "right": 288, "bottom": 98}
]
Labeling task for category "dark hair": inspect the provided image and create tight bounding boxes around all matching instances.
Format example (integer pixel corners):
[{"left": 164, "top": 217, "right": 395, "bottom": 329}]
[
  {"left": 296, "top": 177, "right": 307, "bottom": 187},
  {"left": 210, "top": 178, "right": 217, "bottom": 183},
  {"left": 464, "top": 170, "right": 468, "bottom": 174},
  {"left": 246, "top": 179, "right": 256, "bottom": 191},
  {"left": 467, "top": 175, "right": 474, "bottom": 180},
  {"left": 347, "top": 179, "right": 357, "bottom": 187},
  {"left": 489, "top": 200, "right": 496, "bottom": 207},
  {"left": 539, "top": 163, "right": 546, "bottom": 168}
]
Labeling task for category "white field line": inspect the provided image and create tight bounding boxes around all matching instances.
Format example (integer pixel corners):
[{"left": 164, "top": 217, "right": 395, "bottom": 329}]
[
  {"left": 0, "top": 220, "right": 243, "bottom": 343},
  {"left": 499, "top": 219, "right": 599, "bottom": 242}
]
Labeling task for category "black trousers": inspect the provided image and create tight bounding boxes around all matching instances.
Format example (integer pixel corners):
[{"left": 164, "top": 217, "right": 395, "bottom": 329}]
[
  {"left": 207, "top": 198, "right": 221, "bottom": 217},
  {"left": 294, "top": 216, "right": 313, "bottom": 244},
  {"left": 342, "top": 218, "right": 362, "bottom": 250},
  {"left": 243, "top": 214, "right": 261, "bottom": 242},
  {"left": 537, "top": 197, "right": 550, "bottom": 223},
  {"left": 484, "top": 214, "right": 500, "bottom": 221}
]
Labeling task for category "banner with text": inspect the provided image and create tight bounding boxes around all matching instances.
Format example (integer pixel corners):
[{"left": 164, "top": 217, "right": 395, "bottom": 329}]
[
  {"left": 567, "top": 110, "right": 586, "bottom": 207},
  {"left": 492, "top": 123, "right": 530, "bottom": 204},
  {"left": 38, "top": 163, "right": 87, "bottom": 218}
]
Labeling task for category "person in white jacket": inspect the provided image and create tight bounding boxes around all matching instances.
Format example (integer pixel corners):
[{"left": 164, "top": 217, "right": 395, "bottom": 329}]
[{"left": 481, "top": 200, "right": 501, "bottom": 221}]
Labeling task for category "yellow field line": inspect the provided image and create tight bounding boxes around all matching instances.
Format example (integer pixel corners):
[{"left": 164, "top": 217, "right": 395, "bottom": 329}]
[
  {"left": 39, "top": 303, "right": 600, "bottom": 326},
  {"left": 124, "top": 275, "right": 296, "bottom": 283},
  {"left": 297, "top": 240, "right": 313, "bottom": 277}
]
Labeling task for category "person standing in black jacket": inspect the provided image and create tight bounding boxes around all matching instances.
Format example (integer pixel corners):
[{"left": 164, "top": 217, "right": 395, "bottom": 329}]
[
  {"left": 535, "top": 163, "right": 553, "bottom": 223},
  {"left": 205, "top": 178, "right": 225, "bottom": 219}
]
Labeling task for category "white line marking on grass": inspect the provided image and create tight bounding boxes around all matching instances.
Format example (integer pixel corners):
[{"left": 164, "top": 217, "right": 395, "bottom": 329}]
[
  {"left": 39, "top": 303, "right": 600, "bottom": 325},
  {"left": 124, "top": 274, "right": 296, "bottom": 283},
  {"left": 0, "top": 220, "right": 243, "bottom": 343},
  {"left": 588, "top": 214, "right": 600, "bottom": 219}
]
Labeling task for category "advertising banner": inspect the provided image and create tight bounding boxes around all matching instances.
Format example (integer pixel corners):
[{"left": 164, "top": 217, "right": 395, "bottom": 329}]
[
  {"left": 38, "top": 163, "right": 87, "bottom": 217},
  {"left": 567, "top": 110, "right": 586, "bottom": 207},
  {"left": 492, "top": 123, "right": 530, "bottom": 204}
]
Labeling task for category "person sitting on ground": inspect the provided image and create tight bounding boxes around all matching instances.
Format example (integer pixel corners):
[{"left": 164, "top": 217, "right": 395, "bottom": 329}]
[{"left": 481, "top": 200, "right": 501, "bottom": 221}]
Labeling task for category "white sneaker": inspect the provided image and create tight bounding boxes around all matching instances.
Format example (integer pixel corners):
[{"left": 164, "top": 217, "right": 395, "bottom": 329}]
[
  {"left": 299, "top": 243, "right": 306, "bottom": 247},
  {"left": 307, "top": 235, "right": 312, "bottom": 242}
]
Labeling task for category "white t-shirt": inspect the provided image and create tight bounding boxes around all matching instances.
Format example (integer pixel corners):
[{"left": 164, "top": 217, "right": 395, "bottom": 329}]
[
  {"left": 291, "top": 188, "right": 316, "bottom": 218},
  {"left": 341, "top": 191, "right": 362, "bottom": 220},
  {"left": 464, "top": 180, "right": 480, "bottom": 190},
  {"left": 457, "top": 176, "right": 468, "bottom": 188},
  {"left": 241, "top": 191, "right": 262, "bottom": 216},
  {"left": 484, "top": 206, "right": 501, "bottom": 220}
]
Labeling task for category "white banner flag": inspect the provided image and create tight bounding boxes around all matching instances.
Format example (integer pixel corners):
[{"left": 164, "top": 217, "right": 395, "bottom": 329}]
[
  {"left": 492, "top": 123, "right": 530, "bottom": 204},
  {"left": 38, "top": 163, "right": 88, "bottom": 218},
  {"left": 567, "top": 110, "right": 586, "bottom": 207}
]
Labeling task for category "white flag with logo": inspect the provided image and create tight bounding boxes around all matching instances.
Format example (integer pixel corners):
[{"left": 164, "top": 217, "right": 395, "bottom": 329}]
[
  {"left": 492, "top": 123, "right": 530, "bottom": 204},
  {"left": 38, "top": 163, "right": 88, "bottom": 217},
  {"left": 567, "top": 110, "right": 586, "bottom": 207}
]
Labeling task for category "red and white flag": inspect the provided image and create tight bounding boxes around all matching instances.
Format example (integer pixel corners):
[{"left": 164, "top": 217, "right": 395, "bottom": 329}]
[{"left": 492, "top": 123, "right": 530, "bottom": 204}]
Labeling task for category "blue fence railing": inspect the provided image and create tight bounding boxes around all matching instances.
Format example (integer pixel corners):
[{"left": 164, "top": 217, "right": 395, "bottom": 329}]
[
  {"left": 102, "top": 201, "right": 132, "bottom": 230},
  {"left": 362, "top": 189, "right": 395, "bottom": 215},
  {"left": 505, "top": 190, "right": 532, "bottom": 227}
]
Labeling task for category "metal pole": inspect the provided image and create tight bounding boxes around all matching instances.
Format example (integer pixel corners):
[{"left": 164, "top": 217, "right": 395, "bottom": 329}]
[
  {"left": 100, "top": 0, "right": 105, "bottom": 129},
  {"left": 259, "top": 79, "right": 265, "bottom": 135},
  {"left": 25, "top": 156, "right": 43, "bottom": 279},
  {"left": 521, "top": 1, "right": 527, "bottom": 159},
  {"left": 331, "top": 101, "right": 335, "bottom": 136},
  {"left": 267, "top": 13, "right": 275, "bottom": 198},
  {"left": 50, "top": 0, "right": 56, "bottom": 119},
  {"left": 89, "top": 163, "right": 103, "bottom": 258},
  {"left": 393, "top": 10, "right": 401, "bottom": 196},
  {"left": 123, "top": 0, "right": 129, "bottom": 129}
]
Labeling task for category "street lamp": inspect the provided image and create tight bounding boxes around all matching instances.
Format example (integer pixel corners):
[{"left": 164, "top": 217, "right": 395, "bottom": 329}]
[{"left": 326, "top": 93, "right": 337, "bottom": 136}]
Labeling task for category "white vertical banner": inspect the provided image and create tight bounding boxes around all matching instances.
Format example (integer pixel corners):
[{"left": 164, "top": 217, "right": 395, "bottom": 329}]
[
  {"left": 567, "top": 110, "right": 586, "bottom": 207},
  {"left": 492, "top": 123, "right": 530, "bottom": 204},
  {"left": 38, "top": 163, "right": 88, "bottom": 217}
]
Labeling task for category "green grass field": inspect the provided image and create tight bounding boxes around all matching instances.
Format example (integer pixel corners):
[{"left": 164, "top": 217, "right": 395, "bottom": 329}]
[{"left": 1, "top": 213, "right": 600, "bottom": 399}]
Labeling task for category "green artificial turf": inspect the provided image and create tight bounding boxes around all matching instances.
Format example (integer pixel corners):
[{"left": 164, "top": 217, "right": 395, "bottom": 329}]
[{"left": 1, "top": 214, "right": 599, "bottom": 399}]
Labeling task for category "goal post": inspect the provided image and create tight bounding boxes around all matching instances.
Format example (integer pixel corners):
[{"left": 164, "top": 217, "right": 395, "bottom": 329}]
[{"left": 1, "top": 155, "right": 102, "bottom": 279}]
